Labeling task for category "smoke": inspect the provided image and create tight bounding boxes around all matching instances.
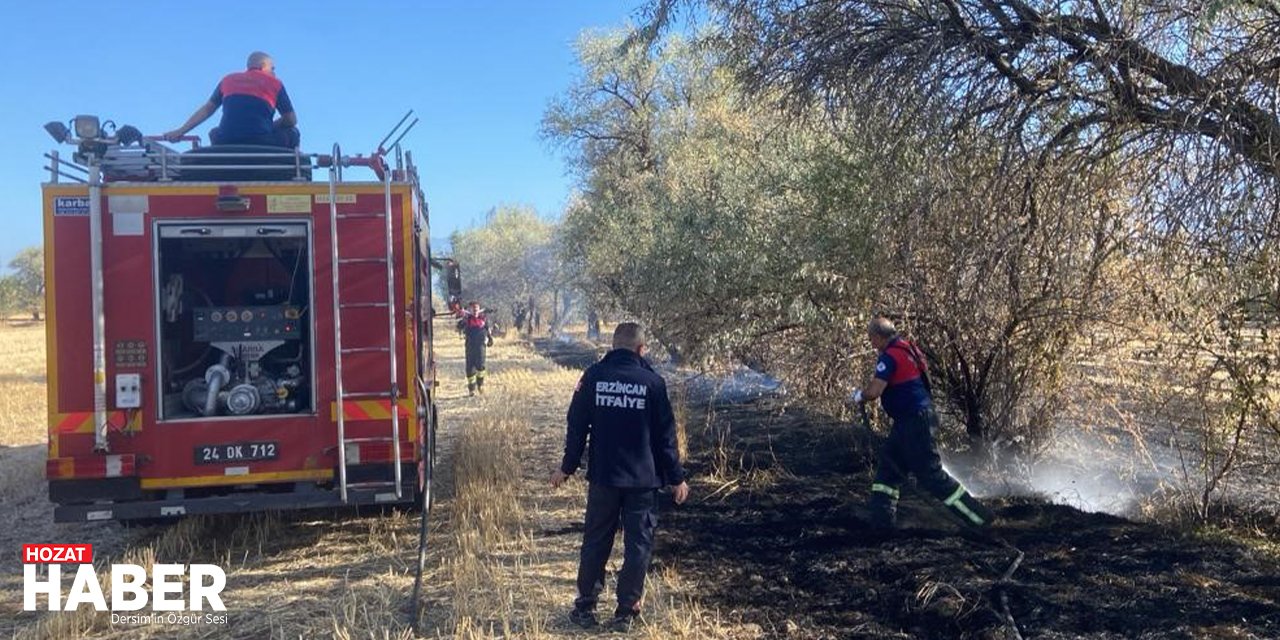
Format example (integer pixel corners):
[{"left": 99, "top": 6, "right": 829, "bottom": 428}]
[
  {"left": 664, "top": 362, "right": 1226, "bottom": 519},
  {"left": 667, "top": 365, "right": 785, "bottom": 404},
  {"left": 944, "top": 429, "right": 1180, "bottom": 517}
]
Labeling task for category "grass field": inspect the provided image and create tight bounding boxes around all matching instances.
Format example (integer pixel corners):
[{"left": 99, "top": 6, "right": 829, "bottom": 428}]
[
  {"left": 0, "top": 323, "right": 46, "bottom": 446},
  {"left": 0, "top": 322, "right": 742, "bottom": 639},
  {"left": 1, "top": 324, "right": 48, "bottom": 519}
]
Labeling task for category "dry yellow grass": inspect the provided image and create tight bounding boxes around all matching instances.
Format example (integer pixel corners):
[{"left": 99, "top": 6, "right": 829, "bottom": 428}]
[
  {"left": 0, "top": 323, "right": 141, "bottom": 638},
  {"left": 0, "top": 323, "right": 48, "bottom": 446},
  {"left": 417, "top": 332, "right": 739, "bottom": 638},
  {"left": 2, "top": 323, "right": 745, "bottom": 639},
  {"left": 0, "top": 324, "right": 55, "bottom": 573}
]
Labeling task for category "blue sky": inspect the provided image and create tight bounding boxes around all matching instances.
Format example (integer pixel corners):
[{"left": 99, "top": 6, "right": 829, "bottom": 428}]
[{"left": 0, "top": 0, "right": 646, "bottom": 268}]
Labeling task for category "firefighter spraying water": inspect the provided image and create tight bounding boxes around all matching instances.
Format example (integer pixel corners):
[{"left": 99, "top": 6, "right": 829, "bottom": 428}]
[{"left": 850, "top": 316, "right": 994, "bottom": 529}]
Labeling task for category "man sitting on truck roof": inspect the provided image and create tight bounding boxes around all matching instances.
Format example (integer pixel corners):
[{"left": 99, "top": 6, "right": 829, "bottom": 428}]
[{"left": 163, "top": 51, "right": 300, "bottom": 149}]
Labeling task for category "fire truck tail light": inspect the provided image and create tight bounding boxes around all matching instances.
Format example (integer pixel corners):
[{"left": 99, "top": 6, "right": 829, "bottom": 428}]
[{"left": 47, "top": 455, "right": 136, "bottom": 479}]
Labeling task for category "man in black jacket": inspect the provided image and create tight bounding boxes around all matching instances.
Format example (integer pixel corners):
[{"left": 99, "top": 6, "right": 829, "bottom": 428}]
[{"left": 551, "top": 322, "right": 690, "bottom": 631}]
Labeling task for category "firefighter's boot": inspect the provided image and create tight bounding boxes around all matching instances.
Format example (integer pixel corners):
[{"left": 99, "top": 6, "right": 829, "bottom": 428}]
[
  {"left": 942, "top": 487, "right": 995, "bottom": 528},
  {"left": 476, "top": 372, "right": 485, "bottom": 394},
  {"left": 867, "top": 483, "right": 899, "bottom": 530}
]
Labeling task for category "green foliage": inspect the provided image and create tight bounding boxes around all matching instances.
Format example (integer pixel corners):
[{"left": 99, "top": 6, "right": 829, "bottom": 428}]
[
  {"left": 546, "top": 24, "right": 1140, "bottom": 452},
  {"left": 548, "top": 6, "right": 1280, "bottom": 494},
  {"left": 449, "top": 205, "right": 558, "bottom": 330},
  {"left": 4, "top": 246, "right": 44, "bottom": 320},
  {"left": 0, "top": 276, "right": 20, "bottom": 318},
  {"left": 550, "top": 32, "right": 847, "bottom": 359}
]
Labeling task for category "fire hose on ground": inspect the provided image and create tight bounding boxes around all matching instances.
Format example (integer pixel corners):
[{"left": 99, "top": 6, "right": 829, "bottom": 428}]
[{"left": 409, "top": 436, "right": 433, "bottom": 635}]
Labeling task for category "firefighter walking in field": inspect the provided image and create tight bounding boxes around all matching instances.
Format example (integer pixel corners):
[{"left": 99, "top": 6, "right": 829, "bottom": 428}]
[
  {"left": 851, "top": 317, "right": 994, "bottom": 530},
  {"left": 551, "top": 322, "right": 690, "bottom": 632},
  {"left": 458, "top": 301, "right": 493, "bottom": 396}
]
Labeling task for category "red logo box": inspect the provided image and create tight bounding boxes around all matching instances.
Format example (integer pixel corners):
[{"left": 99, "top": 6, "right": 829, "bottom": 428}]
[{"left": 22, "top": 544, "right": 93, "bottom": 564}]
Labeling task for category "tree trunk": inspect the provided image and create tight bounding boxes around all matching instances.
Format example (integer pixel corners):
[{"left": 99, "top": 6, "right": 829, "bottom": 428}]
[
  {"left": 587, "top": 308, "right": 601, "bottom": 341},
  {"left": 529, "top": 295, "right": 538, "bottom": 335},
  {"left": 551, "top": 289, "right": 561, "bottom": 335}
]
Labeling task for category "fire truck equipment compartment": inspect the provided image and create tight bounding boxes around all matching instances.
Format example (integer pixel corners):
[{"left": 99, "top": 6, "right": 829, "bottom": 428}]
[{"left": 155, "top": 221, "right": 314, "bottom": 420}]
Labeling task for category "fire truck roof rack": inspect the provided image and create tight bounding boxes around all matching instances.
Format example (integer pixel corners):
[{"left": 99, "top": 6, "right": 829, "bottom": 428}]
[
  {"left": 45, "top": 140, "right": 414, "bottom": 184},
  {"left": 42, "top": 110, "right": 421, "bottom": 186},
  {"left": 43, "top": 152, "right": 89, "bottom": 183}
]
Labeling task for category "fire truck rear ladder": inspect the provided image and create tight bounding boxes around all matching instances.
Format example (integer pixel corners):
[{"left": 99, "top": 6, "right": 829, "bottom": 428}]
[{"left": 328, "top": 149, "right": 402, "bottom": 503}]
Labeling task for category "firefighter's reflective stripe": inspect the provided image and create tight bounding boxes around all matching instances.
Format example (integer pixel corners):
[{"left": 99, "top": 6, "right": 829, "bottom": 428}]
[
  {"left": 871, "top": 483, "right": 900, "bottom": 500},
  {"left": 329, "top": 399, "right": 412, "bottom": 421},
  {"left": 943, "top": 485, "right": 985, "bottom": 525},
  {"left": 475, "top": 370, "right": 486, "bottom": 380}
]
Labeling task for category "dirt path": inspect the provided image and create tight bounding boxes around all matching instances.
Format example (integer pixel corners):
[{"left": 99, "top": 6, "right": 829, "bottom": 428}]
[
  {"left": 413, "top": 329, "right": 736, "bottom": 638},
  {"left": 2, "top": 324, "right": 739, "bottom": 639},
  {"left": 3, "top": 322, "right": 477, "bottom": 639},
  {"left": 1, "top": 322, "right": 492, "bottom": 638}
]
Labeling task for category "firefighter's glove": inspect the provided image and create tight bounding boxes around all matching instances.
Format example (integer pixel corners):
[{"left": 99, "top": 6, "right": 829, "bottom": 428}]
[
  {"left": 487, "top": 336, "right": 494, "bottom": 347},
  {"left": 849, "top": 388, "right": 864, "bottom": 404}
]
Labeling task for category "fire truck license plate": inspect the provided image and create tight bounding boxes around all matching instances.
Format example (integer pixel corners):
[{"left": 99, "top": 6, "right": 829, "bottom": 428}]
[{"left": 195, "top": 442, "right": 278, "bottom": 464}]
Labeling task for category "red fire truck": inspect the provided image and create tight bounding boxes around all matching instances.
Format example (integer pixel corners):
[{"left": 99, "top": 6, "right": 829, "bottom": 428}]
[{"left": 39, "top": 113, "right": 458, "bottom": 522}]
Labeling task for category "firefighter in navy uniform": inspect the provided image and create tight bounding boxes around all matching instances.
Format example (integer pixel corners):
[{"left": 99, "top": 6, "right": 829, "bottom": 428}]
[
  {"left": 851, "top": 317, "right": 994, "bottom": 530},
  {"left": 163, "top": 51, "right": 301, "bottom": 148},
  {"left": 551, "top": 323, "right": 690, "bottom": 632},
  {"left": 458, "top": 301, "right": 493, "bottom": 396}
]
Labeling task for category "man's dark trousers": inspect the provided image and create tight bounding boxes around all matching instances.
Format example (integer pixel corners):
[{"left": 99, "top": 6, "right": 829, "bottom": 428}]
[
  {"left": 869, "top": 407, "right": 958, "bottom": 526},
  {"left": 575, "top": 483, "right": 657, "bottom": 613},
  {"left": 210, "top": 126, "right": 300, "bottom": 148},
  {"left": 876, "top": 409, "right": 957, "bottom": 494},
  {"left": 868, "top": 407, "right": 993, "bottom": 528}
]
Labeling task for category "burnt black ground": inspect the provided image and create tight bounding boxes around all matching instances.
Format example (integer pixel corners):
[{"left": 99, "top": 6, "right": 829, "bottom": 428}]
[{"left": 534, "top": 337, "right": 1280, "bottom": 640}]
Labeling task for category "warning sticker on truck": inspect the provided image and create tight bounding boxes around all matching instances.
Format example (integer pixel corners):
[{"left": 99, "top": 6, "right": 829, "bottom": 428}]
[
  {"left": 266, "top": 195, "right": 312, "bottom": 213},
  {"left": 315, "top": 193, "right": 357, "bottom": 204},
  {"left": 54, "top": 197, "right": 91, "bottom": 216}
]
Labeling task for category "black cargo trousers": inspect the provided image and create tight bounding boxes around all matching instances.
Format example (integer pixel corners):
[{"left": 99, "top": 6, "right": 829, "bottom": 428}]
[
  {"left": 869, "top": 407, "right": 992, "bottom": 528},
  {"left": 464, "top": 333, "right": 486, "bottom": 391},
  {"left": 574, "top": 483, "right": 658, "bottom": 613}
]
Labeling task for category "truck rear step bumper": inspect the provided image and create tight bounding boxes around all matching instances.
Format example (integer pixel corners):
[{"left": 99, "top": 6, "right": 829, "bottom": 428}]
[{"left": 54, "top": 484, "right": 416, "bottom": 522}]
